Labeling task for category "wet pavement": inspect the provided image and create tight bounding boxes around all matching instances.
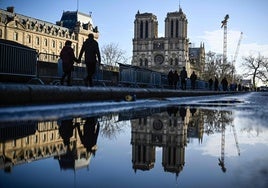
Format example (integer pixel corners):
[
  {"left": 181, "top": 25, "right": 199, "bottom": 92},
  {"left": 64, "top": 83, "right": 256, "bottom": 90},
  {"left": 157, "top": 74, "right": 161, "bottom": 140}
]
[{"left": 0, "top": 91, "right": 267, "bottom": 188}]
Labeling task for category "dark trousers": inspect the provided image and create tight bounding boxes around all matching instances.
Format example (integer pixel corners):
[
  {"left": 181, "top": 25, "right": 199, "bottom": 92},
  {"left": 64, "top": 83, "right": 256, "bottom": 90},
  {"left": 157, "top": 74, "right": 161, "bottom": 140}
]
[
  {"left": 181, "top": 80, "right": 186, "bottom": 90},
  {"left": 85, "top": 64, "right": 96, "bottom": 87},
  {"left": 61, "top": 71, "right": 72, "bottom": 86}
]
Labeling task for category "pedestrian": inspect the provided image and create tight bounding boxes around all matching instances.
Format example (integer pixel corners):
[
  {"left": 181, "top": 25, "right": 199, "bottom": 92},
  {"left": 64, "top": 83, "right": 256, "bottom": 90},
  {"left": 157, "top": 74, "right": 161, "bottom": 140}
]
[
  {"left": 180, "top": 66, "right": 188, "bottom": 90},
  {"left": 208, "top": 78, "right": 213, "bottom": 90},
  {"left": 77, "top": 116, "right": 100, "bottom": 155},
  {"left": 221, "top": 77, "right": 228, "bottom": 91},
  {"left": 173, "top": 70, "right": 179, "bottom": 89},
  {"left": 78, "top": 33, "right": 101, "bottom": 87},
  {"left": 60, "top": 40, "right": 78, "bottom": 86},
  {"left": 168, "top": 70, "right": 174, "bottom": 89},
  {"left": 214, "top": 77, "right": 219, "bottom": 91},
  {"left": 190, "top": 71, "right": 197, "bottom": 90}
]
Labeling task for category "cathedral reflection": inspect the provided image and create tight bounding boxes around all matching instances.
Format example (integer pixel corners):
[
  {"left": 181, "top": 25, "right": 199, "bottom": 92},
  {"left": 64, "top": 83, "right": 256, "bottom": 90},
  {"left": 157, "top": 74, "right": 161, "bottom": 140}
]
[
  {"left": 130, "top": 106, "right": 194, "bottom": 176},
  {"left": 0, "top": 107, "right": 234, "bottom": 175}
]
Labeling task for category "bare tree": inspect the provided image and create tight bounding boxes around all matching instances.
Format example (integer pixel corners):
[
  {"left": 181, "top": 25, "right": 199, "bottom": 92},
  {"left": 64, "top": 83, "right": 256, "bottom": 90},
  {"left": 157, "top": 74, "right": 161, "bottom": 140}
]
[
  {"left": 101, "top": 43, "right": 129, "bottom": 67},
  {"left": 203, "top": 51, "right": 234, "bottom": 83},
  {"left": 242, "top": 53, "right": 268, "bottom": 88}
]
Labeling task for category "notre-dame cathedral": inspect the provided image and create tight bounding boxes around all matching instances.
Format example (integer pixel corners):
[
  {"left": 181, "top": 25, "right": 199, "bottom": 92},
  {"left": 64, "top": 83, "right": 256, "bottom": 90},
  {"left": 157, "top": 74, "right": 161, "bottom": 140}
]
[{"left": 132, "top": 6, "right": 205, "bottom": 78}]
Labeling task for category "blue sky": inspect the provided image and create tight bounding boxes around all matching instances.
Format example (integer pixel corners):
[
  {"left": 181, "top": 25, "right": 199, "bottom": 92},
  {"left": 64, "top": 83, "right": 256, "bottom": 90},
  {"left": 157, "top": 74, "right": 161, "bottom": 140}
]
[{"left": 1, "top": 0, "right": 268, "bottom": 71}]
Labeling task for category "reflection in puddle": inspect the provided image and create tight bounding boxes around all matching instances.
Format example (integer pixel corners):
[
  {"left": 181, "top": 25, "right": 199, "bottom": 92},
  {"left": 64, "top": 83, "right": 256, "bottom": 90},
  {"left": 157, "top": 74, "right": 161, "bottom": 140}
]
[{"left": 0, "top": 104, "right": 267, "bottom": 187}]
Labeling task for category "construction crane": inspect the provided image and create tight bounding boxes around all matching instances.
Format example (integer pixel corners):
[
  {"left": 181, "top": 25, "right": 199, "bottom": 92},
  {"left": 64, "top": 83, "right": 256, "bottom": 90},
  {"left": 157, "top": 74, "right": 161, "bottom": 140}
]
[
  {"left": 231, "top": 32, "right": 243, "bottom": 82},
  {"left": 218, "top": 124, "right": 226, "bottom": 173},
  {"left": 218, "top": 123, "right": 241, "bottom": 173},
  {"left": 221, "top": 14, "right": 229, "bottom": 64},
  {"left": 232, "top": 124, "right": 240, "bottom": 156}
]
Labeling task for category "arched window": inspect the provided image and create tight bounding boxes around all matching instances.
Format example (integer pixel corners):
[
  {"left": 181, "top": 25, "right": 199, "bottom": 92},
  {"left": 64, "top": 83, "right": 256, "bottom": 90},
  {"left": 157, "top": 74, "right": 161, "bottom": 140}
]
[
  {"left": 52, "top": 40, "right": 56, "bottom": 48},
  {"left": 44, "top": 38, "right": 48, "bottom": 46},
  {"left": 139, "top": 58, "right": 143, "bottom": 66},
  {"left": 175, "top": 58, "right": 179, "bottom": 65},
  {"left": 27, "top": 35, "right": 31, "bottom": 43},
  {"left": 145, "top": 59, "right": 148, "bottom": 67},
  {"left": 13, "top": 32, "right": 18, "bottom": 41},
  {"left": 170, "top": 58, "right": 173, "bottom": 65},
  {"left": 35, "top": 36, "right": 40, "bottom": 45}
]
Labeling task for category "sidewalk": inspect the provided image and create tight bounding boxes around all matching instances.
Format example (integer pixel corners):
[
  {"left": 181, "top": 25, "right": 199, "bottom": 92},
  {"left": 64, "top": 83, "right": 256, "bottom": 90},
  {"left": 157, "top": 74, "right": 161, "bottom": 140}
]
[{"left": 0, "top": 83, "right": 238, "bottom": 106}]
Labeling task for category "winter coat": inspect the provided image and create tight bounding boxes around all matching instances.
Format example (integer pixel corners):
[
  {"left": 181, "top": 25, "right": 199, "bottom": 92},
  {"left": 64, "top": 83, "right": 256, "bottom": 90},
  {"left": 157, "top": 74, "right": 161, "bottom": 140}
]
[{"left": 60, "top": 46, "right": 76, "bottom": 72}]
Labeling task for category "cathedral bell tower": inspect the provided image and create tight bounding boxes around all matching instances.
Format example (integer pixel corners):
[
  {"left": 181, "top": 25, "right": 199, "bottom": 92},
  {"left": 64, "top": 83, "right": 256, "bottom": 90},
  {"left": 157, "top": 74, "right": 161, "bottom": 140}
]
[
  {"left": 132, "top": 6, "right": 190, "bottom": 74},
  {"left": 133, "top": 11, "right": 158, "bottom": 67},
  {"left": 164, "top": 7, "right": 189, "bottom": 73}
]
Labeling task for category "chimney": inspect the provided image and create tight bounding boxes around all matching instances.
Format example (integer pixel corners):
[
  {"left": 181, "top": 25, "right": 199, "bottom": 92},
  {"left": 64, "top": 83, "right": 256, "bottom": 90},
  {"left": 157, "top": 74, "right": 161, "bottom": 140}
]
[{"left": 7, "top": 6, "right": 15, "bottom": 13}]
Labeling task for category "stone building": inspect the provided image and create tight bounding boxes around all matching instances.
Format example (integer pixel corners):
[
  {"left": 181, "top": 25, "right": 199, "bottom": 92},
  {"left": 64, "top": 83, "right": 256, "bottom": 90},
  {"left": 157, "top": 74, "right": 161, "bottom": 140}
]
[
  {"left": 189, "top": 43, "right": 206, "bottom": 78},
  {"left": 132, "top": 6, "right": 205, "bottom": 78},
  {"left": 130, "top": 107, "right": 189, "bottom": 175},
  {"left": 0, "top": 6, "right": 98, "bottom": 62}
]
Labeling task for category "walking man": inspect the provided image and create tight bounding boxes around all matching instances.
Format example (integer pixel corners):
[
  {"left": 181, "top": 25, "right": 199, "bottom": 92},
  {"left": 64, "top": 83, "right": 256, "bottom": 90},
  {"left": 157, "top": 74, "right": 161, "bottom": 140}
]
[
  {"left": 190, "top": 71, "right": 197, "bottom": 90},
  {"left": 78, "top": 33, "right": 101, "bottom": 87},
  {"left": 180, "top": 67, "right": 188, "bottom": 90}
]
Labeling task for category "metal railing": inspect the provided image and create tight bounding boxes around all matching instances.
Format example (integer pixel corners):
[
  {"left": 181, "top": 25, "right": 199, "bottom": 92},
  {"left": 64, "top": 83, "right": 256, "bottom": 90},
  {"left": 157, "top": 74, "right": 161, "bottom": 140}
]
[{"left": 0, "top": 40, "right": 37, "bottom": 77}]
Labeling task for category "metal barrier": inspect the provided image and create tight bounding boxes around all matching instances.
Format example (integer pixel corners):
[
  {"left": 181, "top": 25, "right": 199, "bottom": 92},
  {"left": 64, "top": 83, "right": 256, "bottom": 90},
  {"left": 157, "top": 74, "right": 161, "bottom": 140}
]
[
  {"left": 118, "top": 63, "right": 167, "bottom": 88},
  {"left": 37, "top": 53, "right": 118, "bottom": 86},
  {"left": 0, "top": 40, "right": 37, "bottom": 79}
]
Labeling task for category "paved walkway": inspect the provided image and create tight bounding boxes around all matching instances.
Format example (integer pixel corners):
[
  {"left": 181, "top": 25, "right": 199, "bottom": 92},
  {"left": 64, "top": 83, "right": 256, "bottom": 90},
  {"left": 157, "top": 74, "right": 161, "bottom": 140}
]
[{"left": 0, "top": 84, "right": 238, "bottom": 106}]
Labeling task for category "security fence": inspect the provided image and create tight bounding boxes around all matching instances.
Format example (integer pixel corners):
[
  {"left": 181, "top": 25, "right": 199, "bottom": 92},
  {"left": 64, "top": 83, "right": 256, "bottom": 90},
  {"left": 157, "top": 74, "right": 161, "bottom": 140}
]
[{"left": 0, "top": 39, "right": 37, "bottom": 82}]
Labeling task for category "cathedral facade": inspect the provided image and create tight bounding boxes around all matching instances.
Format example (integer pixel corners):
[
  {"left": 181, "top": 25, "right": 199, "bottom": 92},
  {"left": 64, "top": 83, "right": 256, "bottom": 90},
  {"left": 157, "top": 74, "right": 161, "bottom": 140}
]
[{"left": 132, "top": 7, "right": 205, "bottom": 78}]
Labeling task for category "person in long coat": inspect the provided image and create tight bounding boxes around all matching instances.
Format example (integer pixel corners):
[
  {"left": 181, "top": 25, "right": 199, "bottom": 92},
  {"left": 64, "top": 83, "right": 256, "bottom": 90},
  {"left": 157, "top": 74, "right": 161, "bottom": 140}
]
[
  {"left": 78, "top": 34, "right": 101, "bottom": 87},
  {"left": 190, "top": 71, "right": 197, "bottom": 90},
  {"left": 180, "top": 67, "right": 188, "bottom": 90},
  {"left": 60, "top": 40, "right": 78, "bottom": 86}
]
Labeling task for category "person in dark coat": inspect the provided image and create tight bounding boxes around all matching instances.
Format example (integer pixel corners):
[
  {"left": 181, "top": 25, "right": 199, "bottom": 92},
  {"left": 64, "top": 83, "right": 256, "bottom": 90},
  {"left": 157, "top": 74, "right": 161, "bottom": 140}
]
[
  {"left": 60, "top": 40, "right": 78, "bottom": 86},
  {"left": 221, "top": 77, "right": 228, "bottom": 91},
  {"left": 78, "top": 33, "right": 101, "bottom": 87},
  {"left": 77, "top": 116, "right": 100, "bottom": 155},
  {"left": 214, "top": 77, "right": 219, "bottom": 91},
  {"left": 208, "top": 78, "right": 213, "bottom": 90},
  {"left": 180, "top": 67, "right": 188, "bottom": 90},
  {"left": 173, "top": 70, "right": 180, "bottom": 90},
  {"left": 59, "top": 118, "right": 74, "bottom": 148},
  {"left": 168, "top": 70, "right": 174, "bottom": 89},
  {"left": 190, "top": 71, "right": 197, "bottom": 90}
]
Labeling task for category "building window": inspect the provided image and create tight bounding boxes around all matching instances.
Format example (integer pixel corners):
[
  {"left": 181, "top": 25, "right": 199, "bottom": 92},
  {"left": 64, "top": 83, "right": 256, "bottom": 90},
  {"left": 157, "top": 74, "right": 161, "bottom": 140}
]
[
  {"left": 59, "top": 42, "right": 62, "bottom": 49},
  {"left": 145, "top": 59, "right": 148, "bottom": 67},
  {"left": 52, "top": 40, "right": 55, "bottom": 48},
  {"left": 139, "top": 58, "right": 143, "bottom": 66},
  {"left": 140, "top": 21, "right": 143, "bottom": 39},
  {"left": 13, "top": 32, "right": 18, "bottom": 41},
  {"left": 170, "top": 58, "right": 173, "bottom": 65},
  {"left": 171, "top": 20, "right": 174, "bottom": 38},
  {"left": 36, "top": 36, "right": 40, "bottom": 45},
  {"left": 175, "top": 58, "right": 179, "bottom": 65},
  {"left": 176, "top": 20, "right": 179, "bottom": 37},
  {"left": 12, "top": 140, "right": 16, "bottom": 147},
  {"left": 0, "top": 29, "right": 2, "bottom": 38},
  {"left": 27, "top": 35, "right": 31, "bottom": 43},
  {"left": 44, "top": 39, "right": 48, "bottom": 46},
  {"left": 25, "top": 137, "right": 29, "bottom": 144},
  {"left": 145, "top": 21, "right": 148, "bottom": 38}
]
